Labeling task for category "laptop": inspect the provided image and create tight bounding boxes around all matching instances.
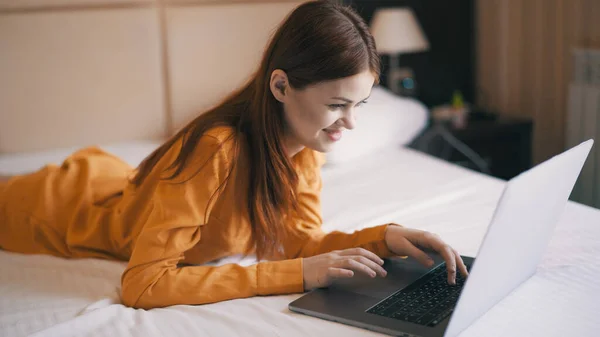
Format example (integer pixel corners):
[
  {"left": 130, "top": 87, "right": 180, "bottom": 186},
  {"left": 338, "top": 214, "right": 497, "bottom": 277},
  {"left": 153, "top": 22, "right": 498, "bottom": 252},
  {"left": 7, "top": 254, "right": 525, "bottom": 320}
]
[{"left": 289, "top": 139, "right": 594, "bottom": 337}]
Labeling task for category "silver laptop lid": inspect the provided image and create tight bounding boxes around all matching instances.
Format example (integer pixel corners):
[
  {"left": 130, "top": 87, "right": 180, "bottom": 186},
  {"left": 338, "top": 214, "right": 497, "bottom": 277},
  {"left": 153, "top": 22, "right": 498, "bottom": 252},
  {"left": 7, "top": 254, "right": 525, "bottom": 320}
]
[{"left": 444, "top": 140, "right": 594, "bottom": 337}]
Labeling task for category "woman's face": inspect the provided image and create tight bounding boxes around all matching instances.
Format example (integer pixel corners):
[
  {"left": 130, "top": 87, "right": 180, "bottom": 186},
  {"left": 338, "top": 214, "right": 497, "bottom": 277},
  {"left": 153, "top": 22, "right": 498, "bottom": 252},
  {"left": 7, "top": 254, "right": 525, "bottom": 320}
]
[{"left": 270, "top": 70, "right": 375, "bottom": 157}]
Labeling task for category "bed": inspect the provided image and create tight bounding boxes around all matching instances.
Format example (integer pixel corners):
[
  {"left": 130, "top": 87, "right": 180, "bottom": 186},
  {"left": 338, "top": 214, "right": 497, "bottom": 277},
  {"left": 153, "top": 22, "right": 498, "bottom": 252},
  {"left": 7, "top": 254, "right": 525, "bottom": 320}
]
[
  {"left": 1, "top": 1, "right": 599, "bottom": 335},
  {"left": 1, "top": 140, "right": 599, "bottom": 337}
]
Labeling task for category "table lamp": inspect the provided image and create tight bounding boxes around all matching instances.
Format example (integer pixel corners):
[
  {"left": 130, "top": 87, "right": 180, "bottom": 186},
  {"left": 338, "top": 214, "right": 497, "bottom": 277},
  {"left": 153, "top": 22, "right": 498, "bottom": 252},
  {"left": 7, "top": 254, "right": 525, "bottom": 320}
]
[{"left": 370, "top": 8, "right": 429, "bottom": 96}]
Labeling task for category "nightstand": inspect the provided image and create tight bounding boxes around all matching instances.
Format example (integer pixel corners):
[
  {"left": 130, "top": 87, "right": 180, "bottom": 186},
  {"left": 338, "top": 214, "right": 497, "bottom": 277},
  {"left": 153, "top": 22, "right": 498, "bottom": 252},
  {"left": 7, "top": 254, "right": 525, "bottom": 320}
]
[{"left": 409, "top": 116, "right": 533, "bottom": 180}]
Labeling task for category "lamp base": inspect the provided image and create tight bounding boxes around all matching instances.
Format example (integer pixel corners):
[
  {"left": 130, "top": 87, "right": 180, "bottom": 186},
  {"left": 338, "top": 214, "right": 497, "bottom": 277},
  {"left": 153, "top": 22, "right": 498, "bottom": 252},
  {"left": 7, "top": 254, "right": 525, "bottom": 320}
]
[{"left": 387, "top": 67, "right": 418, "bottom": 97}]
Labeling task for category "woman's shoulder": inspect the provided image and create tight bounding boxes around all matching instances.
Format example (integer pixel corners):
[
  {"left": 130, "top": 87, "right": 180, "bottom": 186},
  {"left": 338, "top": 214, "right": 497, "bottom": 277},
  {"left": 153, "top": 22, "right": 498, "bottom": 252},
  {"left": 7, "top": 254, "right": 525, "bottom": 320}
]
[
  {"left": 151, "top": 126, "right": 237, "bottom": 181},
  {"left": 203, "top": 125, "right": 237, "bottom": 144},
  {"left": 172, "top": 125, "right": 237, "bottom": 160}
]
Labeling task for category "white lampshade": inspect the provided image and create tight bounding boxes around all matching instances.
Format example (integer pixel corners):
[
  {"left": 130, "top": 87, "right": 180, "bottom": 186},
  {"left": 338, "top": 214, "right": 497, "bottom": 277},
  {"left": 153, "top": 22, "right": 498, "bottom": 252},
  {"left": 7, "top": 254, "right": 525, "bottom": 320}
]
[{"left": 370, "top": 8, "right": 429, "bottom": 54}]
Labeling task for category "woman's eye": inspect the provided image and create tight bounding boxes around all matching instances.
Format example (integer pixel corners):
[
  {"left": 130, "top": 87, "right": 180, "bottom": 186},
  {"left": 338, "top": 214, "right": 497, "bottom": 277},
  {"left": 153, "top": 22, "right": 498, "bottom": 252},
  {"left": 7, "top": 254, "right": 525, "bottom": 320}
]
[
  {"left": 356, "top": 100, "right": 368, "bottom": 108},
  {"left": 328, "top": 104, "right": 346, "bottom": 110}
]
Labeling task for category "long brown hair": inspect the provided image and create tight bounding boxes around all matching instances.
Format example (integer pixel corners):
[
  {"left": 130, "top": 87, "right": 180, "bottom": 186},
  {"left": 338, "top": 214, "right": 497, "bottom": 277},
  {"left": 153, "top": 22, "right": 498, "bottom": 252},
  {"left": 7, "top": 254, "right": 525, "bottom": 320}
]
[{"left": 132, "top": 0, "right": 381, "bottom": 260}]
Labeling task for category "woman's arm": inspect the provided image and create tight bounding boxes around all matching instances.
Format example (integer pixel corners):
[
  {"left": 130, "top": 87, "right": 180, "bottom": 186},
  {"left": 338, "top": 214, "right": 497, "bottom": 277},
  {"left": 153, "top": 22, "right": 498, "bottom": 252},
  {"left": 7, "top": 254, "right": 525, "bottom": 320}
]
[
  {"left": 121, "top": 222, "right": 304, "bottom": 309},
  {"left": 284, "top": 221, "right": 395, "bottom": 259},
  {"left": 121, "top": 135, "right": 303, "bottom": 309}
]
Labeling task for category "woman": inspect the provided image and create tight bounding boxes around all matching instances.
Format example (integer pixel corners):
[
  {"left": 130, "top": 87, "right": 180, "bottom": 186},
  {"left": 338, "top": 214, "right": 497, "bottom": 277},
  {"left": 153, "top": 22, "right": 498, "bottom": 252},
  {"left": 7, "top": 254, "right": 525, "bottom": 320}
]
[{"left": 0, "top": 1, "right": 468, "bottom": 310}]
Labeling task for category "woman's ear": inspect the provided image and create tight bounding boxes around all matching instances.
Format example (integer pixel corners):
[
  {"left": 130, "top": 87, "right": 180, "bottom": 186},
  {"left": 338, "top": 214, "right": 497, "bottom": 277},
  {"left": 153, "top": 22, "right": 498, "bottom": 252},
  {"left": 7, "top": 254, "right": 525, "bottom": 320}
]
[{"left": 269, "top": 69, "right": 288, "bottom": 103}]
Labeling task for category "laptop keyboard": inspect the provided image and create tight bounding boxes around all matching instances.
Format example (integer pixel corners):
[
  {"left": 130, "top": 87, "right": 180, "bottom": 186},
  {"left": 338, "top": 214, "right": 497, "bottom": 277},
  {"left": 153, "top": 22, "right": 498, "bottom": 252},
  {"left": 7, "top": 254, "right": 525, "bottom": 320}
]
[{"left": 366, "top": 263, "right": 466, "bottom": 327}]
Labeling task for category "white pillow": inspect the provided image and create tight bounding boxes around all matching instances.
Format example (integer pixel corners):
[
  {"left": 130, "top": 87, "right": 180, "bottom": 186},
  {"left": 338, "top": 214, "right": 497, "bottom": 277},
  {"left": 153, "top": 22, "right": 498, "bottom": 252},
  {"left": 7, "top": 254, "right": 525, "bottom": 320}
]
[{"left": 325, "top": 86, "right": 428, "bottom": 165}]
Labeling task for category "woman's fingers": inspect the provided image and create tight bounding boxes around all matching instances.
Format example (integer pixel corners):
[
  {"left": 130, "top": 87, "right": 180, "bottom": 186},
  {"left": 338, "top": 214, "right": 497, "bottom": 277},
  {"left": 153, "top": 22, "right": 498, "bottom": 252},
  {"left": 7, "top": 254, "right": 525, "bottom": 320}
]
[
  {"left": 323, "top": 230, "right": 468, "bottom": 290},
  {"left": 327, "top": 254, "right": 387, "bottom": 285},
  {"left": 402, "top": 232, "right": 468, "bottom": 285},
  {"left": 339, "top": 248, "right": 386, "bottom": 277},
  {"left": 408, "top": 230, "right": 459, "bottom": 285},
  {"left": 401, "top": 240, "right": 435, "bottom": 268},
  {"left": 347, "top": 256, "right": 387, "bottom": 277},
  {"left": 453, "top": 248, "right": 469, "bottom": 278},
  {"left": 423, "top": 232, "right": 458, "bottom": 285},
  {"left": 323, "top": 248, "right": 388, "bottom": 284},
  {"left": 328, "top": 267, "right": 354, "bottom": 280},
  {"left": 338, "top": 247, "right": 384, "bottom": 266},
  {"left": 319, "top": 243, "right": 466, "bottom": 291},
  {"left": 338, "top": 257, "right": 380, "bottom": 278},
  {"left": 442, "top": 248, "right": 458, "bottom": 285},
  {"left": 304, "top": 248, "right": 388, "bottom": 290}
]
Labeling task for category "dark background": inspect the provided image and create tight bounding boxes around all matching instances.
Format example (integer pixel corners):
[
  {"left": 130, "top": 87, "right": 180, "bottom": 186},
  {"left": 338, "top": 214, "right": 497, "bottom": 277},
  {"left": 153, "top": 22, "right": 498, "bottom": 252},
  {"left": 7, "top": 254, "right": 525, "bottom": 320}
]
[{"left": 343, "top": 0, "right": 477, "bottom": 109}]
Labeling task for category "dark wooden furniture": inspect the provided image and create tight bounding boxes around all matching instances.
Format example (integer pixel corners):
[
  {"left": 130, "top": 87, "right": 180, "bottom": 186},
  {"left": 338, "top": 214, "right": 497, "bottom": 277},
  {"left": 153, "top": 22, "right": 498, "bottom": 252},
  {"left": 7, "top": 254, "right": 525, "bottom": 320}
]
[{"left": 410, "top": 116, "right": 533, "bottom": 180}]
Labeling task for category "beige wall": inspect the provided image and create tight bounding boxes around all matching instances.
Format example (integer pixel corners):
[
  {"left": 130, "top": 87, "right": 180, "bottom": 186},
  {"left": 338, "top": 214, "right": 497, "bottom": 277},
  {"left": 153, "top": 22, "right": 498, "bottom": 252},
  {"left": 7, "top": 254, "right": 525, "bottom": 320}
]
[
  {"left": 0, "top": 7, "right": 166, "bottom": 152},
  {"left": 165, "top": 2, "right": 299, "bottom": 132},
  {"left": 0, "top": 0, "right": 303, "bottom": 153},
  {"left": 476, "top": 0, "right": 600, "bottom": 164}
]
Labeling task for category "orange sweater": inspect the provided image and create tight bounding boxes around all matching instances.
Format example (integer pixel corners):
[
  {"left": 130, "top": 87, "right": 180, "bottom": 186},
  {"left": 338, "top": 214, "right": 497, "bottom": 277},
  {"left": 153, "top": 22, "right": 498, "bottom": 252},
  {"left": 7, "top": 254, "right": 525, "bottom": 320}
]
[{"left": 0, "top": 126, "right": 393, "bottom": 309}]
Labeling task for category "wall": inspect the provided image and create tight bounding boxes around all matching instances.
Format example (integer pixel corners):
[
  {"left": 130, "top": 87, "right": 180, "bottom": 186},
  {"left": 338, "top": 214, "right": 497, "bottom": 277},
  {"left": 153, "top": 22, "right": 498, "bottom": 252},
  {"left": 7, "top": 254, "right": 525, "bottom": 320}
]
[
  {"left": 0, "top": 0, "right": 303, "bottom": 153},
  {"left": 476, "top": 0, "right": 600, "bottom": 164}
]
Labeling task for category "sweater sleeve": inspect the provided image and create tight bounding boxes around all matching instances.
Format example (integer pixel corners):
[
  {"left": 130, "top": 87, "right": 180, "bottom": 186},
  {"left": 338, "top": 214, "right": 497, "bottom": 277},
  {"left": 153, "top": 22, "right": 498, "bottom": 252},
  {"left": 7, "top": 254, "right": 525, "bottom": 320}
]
[
  {"left": 281, "top": 151, "right": 397, "bottom": 260},
  {"left": 120, "top": 134, "right": 304, "bottom": 309}
]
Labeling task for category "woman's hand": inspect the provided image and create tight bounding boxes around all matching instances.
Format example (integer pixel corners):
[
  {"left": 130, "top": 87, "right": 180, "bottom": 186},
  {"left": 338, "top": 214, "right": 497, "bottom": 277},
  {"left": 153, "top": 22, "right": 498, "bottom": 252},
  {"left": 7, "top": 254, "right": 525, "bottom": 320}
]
[
  {"left": 302, "top": 248, "right": 388, "bottom": 291},
  {"left": 384, "top": 224, "right": 469, "bottom": 285}
]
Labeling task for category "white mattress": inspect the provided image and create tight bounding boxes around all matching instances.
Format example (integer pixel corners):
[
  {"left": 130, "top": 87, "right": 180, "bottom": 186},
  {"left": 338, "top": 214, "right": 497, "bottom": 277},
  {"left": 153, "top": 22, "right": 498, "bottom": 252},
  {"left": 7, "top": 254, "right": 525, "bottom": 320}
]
[{"left": 1, "top": 144, "right": 599, "bottom": 337}]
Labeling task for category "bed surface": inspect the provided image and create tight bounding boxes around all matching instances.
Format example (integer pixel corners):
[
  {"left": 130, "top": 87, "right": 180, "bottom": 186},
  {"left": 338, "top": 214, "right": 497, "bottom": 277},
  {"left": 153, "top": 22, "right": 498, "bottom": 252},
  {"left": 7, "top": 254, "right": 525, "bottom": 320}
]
[{"left": 1, "top": 144, "right": 599, "bottom": 337}]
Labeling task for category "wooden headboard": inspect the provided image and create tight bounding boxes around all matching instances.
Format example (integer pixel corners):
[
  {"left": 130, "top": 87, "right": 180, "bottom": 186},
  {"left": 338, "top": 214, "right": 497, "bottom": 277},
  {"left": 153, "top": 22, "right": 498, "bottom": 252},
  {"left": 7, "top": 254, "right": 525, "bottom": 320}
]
[{"left": 0, "top": 0, "right": 303, "bottom": 153}]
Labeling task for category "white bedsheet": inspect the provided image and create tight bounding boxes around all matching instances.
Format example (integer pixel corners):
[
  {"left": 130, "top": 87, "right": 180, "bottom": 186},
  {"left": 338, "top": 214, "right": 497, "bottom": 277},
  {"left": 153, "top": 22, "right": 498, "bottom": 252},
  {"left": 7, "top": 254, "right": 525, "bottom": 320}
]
[{"left": 1, "top": 144, "right": 599, "bottom": 337}]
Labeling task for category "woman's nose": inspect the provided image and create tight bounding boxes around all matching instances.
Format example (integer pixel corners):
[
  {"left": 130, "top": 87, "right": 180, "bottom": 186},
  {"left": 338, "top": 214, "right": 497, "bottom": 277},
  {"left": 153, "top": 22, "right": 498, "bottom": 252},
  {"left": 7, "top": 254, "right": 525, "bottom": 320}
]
[{"left": 341, "top": 109, "right": 357, "bottom": 130}]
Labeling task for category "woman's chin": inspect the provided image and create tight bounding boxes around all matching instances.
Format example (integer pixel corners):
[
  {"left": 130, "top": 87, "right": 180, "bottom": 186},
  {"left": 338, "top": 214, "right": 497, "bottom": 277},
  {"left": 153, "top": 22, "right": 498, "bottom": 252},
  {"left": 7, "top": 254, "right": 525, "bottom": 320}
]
[{"left": 306, "top": 140, "right": 334, "bottom": 153}]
